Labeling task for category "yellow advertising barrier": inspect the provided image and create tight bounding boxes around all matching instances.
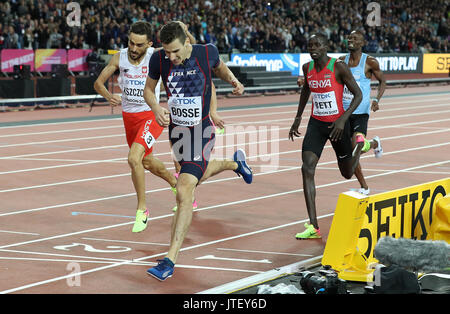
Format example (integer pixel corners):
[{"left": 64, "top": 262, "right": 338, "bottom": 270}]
[
  {"left": 431, "top": 194, "right": 450, "bottom": 241},
  {"left": 322, "top": 178, "right": 449, "bottom": 282},
  {"left": 423, "top": 53, "right": 450, "bottom": 74}
]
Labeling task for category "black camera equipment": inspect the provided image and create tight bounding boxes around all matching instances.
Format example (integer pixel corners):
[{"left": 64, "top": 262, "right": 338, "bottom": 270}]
[{"left": 298, "top": 266, "right": 348, "bottom": 294}]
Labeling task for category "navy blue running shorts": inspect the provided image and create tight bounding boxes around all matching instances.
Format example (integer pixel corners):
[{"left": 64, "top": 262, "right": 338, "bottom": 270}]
[{"left": 169, "top": 120, "right": 216, "bottom": 181}]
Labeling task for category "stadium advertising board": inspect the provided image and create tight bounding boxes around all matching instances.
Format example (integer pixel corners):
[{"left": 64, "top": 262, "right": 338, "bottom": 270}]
[
  {"left": 423, "top": 53, "right": 450, "bottom": 74},
  {"left": 372, "top": 53, "right": 422, "bottom": 73},
  {"left": 230, "top": 53, "right": 423, "bottom": 76},
  {"left": 229, "top": 53, "right": 301, "bottom": 75},
  {"left": 68, "top": 49, "right": 92, "bottom": 71},
  {"left": 1, "top": 49, "right": 35, "bottom": 72},
  {"left": 302, "top": 53, "right": 421, "bottom": 74},
  {"left": 35, "top": 49, "right": 67, "bottom": 72},
  {"left": 322, "top": 178, "right": 449, "bottom": 281},
  {"left": 357, "top": 178, "right": 448, "bottom": 261}
]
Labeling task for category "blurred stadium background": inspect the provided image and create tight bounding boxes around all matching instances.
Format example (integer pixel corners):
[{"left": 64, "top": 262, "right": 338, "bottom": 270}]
[{"left": 0, "top": 0, "right": 448, "bottom": 109}]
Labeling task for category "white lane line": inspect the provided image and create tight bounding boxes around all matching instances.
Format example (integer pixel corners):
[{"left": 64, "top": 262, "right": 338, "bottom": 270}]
[
  {"left": 1, "top": 97, "right": 449, "bottom": 139},
  {"left": 225, "top": 107, "right": 450, "bottom": 127},
  {"left": 196, "top": 255, "right": 272, "bottom": 264},
  {"left": 216, "top": 247, "right": 313, "bottom": 257},
  {"left": 81, "top": 237, "right": 169, "bottom": 247},
  {"left": 0, "top": 254, "right": 262, "bottom": 275},
  {"left": 0, "top": 156, "right": 127, "bottom": 175},
  {"left": 1, "top": 157, "right": 449, "bottom": 293},
  {"left": 1, "top": 102, "right": 450, "bottom": 151},
  {"left": 1, "top": 157, "right": 448, "bottom": 250},
  {"left": 0, "top": 230, "right": 40, "bottom": 236},
  {"left": 0, "top": 215, "right": 319, "bottom": 294},
  {"left": 317, "top": 166, "right": 450, "bottom": 175},
  {"left": 0, "top": 117, "right": 123, "bottom": 130},
  {"left": 1, "top": 141, "right": 449, "bottom": 217},
  {"left": 0, "top": 125, "right": 121, "bottom": 138},
  {"left": 0, "top": 173, "right": 132, "bottom": 193},
  {"left": 2, "top": 111, "right": 449, "bottom": 162},
  {"left": 0, "top": 248, "right": 141, "bottom": 263},
  {"left": 0, "top": 134, "right": 123, "bottom": 149},
  {"left": 1, "top": 114, "right": 450, "bottom": 177},
  {"left": 0, "top": 256, "right": 145, "bottom": 265},
  {"left": 1, "top": 91, "right": 448, "bottom": 131},
  {"left": 0, "top": 122, "right": 448, "bottom": 194}
]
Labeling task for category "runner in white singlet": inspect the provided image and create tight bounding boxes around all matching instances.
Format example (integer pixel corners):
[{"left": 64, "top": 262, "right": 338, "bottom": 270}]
[
  {"left": 118, "top": 46, "right": 161, "bottom": 113},
  {"left": 94, "top": 21, "right": 178, "bottom": 233}
]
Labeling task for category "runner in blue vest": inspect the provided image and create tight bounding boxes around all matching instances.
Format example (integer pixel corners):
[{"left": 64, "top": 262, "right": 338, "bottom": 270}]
[
  {"left": 339, "top": 30, "right": 386, "bottom": 195},
  {"left": 143, "top": 21, "right": 252, "bottom": 281}
]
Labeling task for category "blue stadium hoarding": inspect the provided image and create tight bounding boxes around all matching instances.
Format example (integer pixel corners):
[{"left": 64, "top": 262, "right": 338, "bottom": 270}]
[
  {"left": 229, "top": 53, "right": 424, "bottom": 75},
  {"left": 229, "top": 53, "right": 301, "bottom": 75}
]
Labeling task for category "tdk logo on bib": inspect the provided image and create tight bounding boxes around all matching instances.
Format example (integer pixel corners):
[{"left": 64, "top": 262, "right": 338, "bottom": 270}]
[
  {"left": 125, "top": 79, "right": 145, "bottom": 86},
  {"left": 168, "top": 96, "right": 202, "bottom": 126},
  {"left": 171, "top": 98, "right": 198, "bottom": 105}
]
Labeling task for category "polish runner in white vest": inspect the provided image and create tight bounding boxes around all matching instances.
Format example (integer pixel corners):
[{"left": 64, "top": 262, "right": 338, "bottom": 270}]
[{"left": 94, "top": 21, "right": 197, "bottom": 233}]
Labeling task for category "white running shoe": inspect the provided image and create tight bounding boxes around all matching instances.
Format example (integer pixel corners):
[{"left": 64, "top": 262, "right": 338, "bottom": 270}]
[
  {"left": 373, "top": 136, "right": 383, "bottom": 158},
  {"left": 358, "top": 188, "right": 370, "bottom": 195}
]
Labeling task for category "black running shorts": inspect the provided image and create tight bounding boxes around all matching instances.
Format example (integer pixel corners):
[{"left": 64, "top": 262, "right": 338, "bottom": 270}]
[
  {"left": 348, "top": 114, "right": 369, "bottom": 136},
  {"left": 302, "top": 117, "right": 353, "bottom": 161}
]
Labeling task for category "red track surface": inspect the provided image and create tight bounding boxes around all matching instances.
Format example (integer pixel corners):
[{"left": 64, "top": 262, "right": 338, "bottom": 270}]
[{"left": 0, "top": 84, "right": 449, "bottom": 294}]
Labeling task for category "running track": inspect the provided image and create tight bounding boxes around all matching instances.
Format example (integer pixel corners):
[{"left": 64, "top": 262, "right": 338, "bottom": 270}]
[{"left": 0, "top": 85, "right": 449, "bottom": 294}]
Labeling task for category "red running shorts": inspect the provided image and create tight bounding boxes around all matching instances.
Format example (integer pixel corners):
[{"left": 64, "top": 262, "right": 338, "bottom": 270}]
[{"left": 122, "top": 110, "right": 164, "bottom": 157}]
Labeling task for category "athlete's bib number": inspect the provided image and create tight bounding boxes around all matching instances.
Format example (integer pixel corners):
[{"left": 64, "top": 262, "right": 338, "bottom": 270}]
[
  {"left": 312, "top": 91, "right": 339, "bottom": 116},
  {"left": 168, "top": 96, "right": 202, "bottom": 126},
  {"left": 143, "top": 130, "right": 155, "bottom": 149},
  {"left": 343, "top": 81, "right": 361, "bottom": 102}
]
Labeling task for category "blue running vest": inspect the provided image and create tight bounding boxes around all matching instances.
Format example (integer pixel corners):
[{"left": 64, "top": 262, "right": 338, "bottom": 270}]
[{"left": 342, "top": 53, "right": 371, "bottom": 114}]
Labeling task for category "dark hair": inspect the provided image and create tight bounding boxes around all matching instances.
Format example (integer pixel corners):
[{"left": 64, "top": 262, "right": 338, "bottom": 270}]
[
  {"left": 309, "top": 32, "right": 328, "bottom": 46},
  {"left": 129, "top": 21, "right": 152, "bottom": 40},
  {"left": 159, "top": 21, "right": 187, "bottom": 45},
  {"left": 350, "top": 30, "right": 365, "bottom": 40}
]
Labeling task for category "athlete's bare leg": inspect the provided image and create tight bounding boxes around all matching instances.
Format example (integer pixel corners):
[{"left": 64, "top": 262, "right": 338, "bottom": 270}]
[
  {"left": 351, "top": 133, "right": 369, "bottom": 190},
  {"left": 301, "top": 151, "right": 320, "bottom": 229},
  {"left": 128, "top": 143, "right": 148, "bottom": 211},
  {"left": 197, "top": 159, "right": 238, "bottom": 185},
  {"left": 166, "top": 173, "right": 198, "bottom": 263},
  {"left": 142, "top": 153, "right": 177, "bottom": 188},
  {"left": 337, "top": 139, "right": 364, "bottom": 180},
  {"left": 351, "top": 132, "right": 379, "bottom": 190}
]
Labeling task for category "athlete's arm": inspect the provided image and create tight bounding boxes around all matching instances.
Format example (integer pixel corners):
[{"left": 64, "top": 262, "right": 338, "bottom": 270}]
[
  {"left": 213, "top": 60, "right": 244, "bottom": 95},
  {"left": 143, "top": 76, "right": 170, "bottom": 127},
  {"left": 209, "top": 83, "right": 224, "bottom": 129},
  {"left": 289, "top": 63, "right": 311, "bottom": 141},
  {"left": 186, "top": 31, "right": 196, "bottom": 44},
  {"left": 94, "top": 53, "right": 121, "bottom": 107},
  {"left": 176, "top": 21, "right": 196, "bottom": 44},
  {"left": 367, "top": 56, "right": 386, "bottom": 112}
]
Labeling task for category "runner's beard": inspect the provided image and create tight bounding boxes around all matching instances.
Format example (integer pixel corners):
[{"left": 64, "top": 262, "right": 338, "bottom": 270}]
[{"left": 129, "top": 51, "right": 143, "bottom": 60}]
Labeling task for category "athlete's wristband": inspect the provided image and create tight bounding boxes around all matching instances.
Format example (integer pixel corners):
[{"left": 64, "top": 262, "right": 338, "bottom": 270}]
[{"left": 372, "top": 98, "right": 379, "bottom": 103}]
